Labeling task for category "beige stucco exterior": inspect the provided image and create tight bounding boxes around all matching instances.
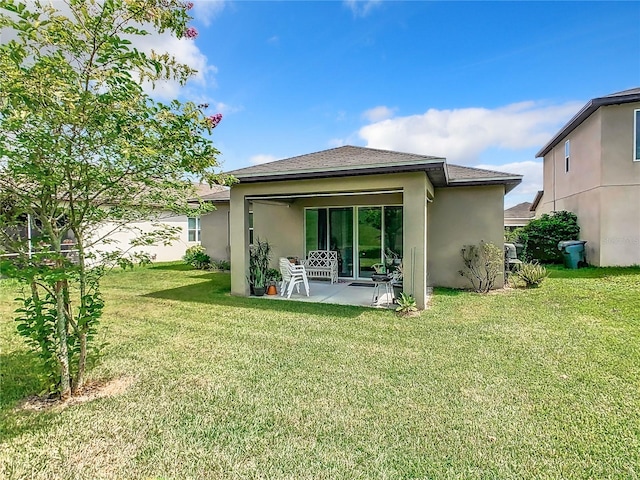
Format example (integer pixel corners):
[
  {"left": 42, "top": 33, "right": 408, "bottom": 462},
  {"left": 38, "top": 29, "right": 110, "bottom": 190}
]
[
  {"left": 91, "top": 211, "right": 200, "bottom": 263},
  {"left": 537, "top": 102, "right": 640, "bottom": 266},
  {"left": 223, "top": 171, "right": 508, "bottom": 308},
  {"left": 230, "top": 172, "right": 433, "bottom": 308},
  {"left": 201, "top": 203, "right": 230, "bottom": 262},
  {"left": 428, "top": 186, "right": 505, "bottom": 288}
]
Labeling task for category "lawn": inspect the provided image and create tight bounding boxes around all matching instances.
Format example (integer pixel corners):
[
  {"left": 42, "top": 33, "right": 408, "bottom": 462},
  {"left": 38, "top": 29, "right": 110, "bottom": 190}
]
[{"left": 1, "top": 264, "right": 639, "bottom": 479}]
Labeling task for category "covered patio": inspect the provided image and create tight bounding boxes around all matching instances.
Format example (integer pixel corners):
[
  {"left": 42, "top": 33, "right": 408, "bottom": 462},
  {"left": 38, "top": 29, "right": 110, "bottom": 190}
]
[
  {"left": 223, "top": 146, "right": 521, "bottom": 310},
  {"left": 263, "top": 279, "right": 431, "bottom": 309}
]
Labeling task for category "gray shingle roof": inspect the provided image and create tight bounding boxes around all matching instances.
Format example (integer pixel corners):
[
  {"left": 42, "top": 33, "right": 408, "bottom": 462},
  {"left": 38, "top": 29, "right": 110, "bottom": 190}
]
[
  {"left": 227, "top": 145, "right": 444, "bottom": 178},
  {"left": 200, "top": 188, "right": 230, "bottom": 202},
  {"left": 226, "top": 145, "right": 521, "bottom": 192},
  {"left": 536, "top": 87, "right": 640, "bottom": 157},
  {"left": 504, "top": 202, "right": 534, "bottom": 219}
]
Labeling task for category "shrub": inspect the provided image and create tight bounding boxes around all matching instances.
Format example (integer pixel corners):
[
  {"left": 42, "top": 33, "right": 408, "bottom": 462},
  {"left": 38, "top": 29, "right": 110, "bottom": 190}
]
[
  {"left": 459, "top": 241, "right": 503, "bottom": 293},
  {"left": 395, "top": 292, "right": 418, "bottom": 316},
  {"left": 216, "top": 259, "right": 231, "bottom": 271},
  {"left": 516, "top": 211, "right": 579, "bottom": 263},
  {"left": 183, "top": 245, "right": 211, "bottom": 270},
  {"left": 514, "top": 262, "right": 548, "bottom": 288}
]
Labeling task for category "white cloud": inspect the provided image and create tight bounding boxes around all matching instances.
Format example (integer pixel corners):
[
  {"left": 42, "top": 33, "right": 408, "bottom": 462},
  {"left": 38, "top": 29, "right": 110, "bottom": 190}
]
[
  {"left": 358, "top": 101, "right": 583, "bottom": 165},
  {"left": 328, "top": 138, "right": 346, "bottom": 148},
  {"left": 344, "top": 0, "right": 382, "bottom": 17},
  {"left": 477, "top": 160, "right": 543, "bottom": 196},
  {"left": 362, "top": 105, "right": 396, "bottom": 122},
  {"left": 268, "top": 35, "right": 280, "bottom": 45},
  {"left": 250, "top": 154, "right": 278, "bottom": 165},
  {"left": 193, "top": 1, "right": 226, "bottom": 27}
]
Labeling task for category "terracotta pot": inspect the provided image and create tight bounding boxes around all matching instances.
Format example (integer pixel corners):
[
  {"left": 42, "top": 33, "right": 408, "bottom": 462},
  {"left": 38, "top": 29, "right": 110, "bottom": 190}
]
[{"left": 266, "top": 284, "right": 277, "bottom": 295}]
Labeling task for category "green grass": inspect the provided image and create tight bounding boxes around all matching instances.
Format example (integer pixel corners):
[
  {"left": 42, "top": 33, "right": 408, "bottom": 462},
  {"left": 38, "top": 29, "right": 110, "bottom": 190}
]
[{"left": 1, "top": 263, "right": 639, "bottom": 479}]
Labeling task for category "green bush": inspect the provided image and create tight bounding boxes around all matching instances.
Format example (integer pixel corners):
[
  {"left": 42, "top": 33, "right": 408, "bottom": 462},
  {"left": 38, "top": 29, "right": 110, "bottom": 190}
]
[
  {"left": 516, "top": 211, "right": 579, "bottom": 263},
  {"left": 459, "top": 241, "right": 503, "bottom": 293},
  {"left": 514, "top": 262, "right": 548, "bottom": 288},
  {"left": 216, "top": 259, "right": 231, "bottom": 271},
  {"left": 183, "top": 245, "right": 211, "bottom": 270}
]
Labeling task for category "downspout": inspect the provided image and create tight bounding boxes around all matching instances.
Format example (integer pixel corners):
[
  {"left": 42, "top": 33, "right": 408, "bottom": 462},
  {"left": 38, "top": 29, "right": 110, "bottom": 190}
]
[{"left": 552, "top": 149, "right": 557, "bottom": 212}]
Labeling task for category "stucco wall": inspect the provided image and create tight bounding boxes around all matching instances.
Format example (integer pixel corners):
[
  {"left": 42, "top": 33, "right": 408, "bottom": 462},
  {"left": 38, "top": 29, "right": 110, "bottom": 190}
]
[
  {"left": 428, "top": 185, "right": 505, "bottom": 289},
  {"left": 537, "top": 102, "right": 640, "bottom": 266},
  {"left": 551, "top": 189, "right": 601, "bottom": 266},
  {"left": 252, "top": 200, "right": 303, "bottom": 265},
  {"left": 91, "top": 212, "right": 197, "bottom": 263},
  {"left": 599, "top": 185, "right": 640, "bottom": 266},
  {"left": 201, "top": 203, "right": 230, "bottom": 262},
  {"left": 230, "top": 173, "right": 431, "bottom": 308},
  {"left": 539, "top": 109, "right": 602, "bottom": 214},
  {"left": 601, "top": 104, "right": 640, "bottom": 186}
]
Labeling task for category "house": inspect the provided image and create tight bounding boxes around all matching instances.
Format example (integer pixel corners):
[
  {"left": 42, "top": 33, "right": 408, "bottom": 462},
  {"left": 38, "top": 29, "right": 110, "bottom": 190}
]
[
  {"left": 534, "top": 88, "right": 640, "bottom": 266},
  {"left": 90, "top": 182, "right": 228, "bottom": 263},
  {"left": 217, "top": 145, "right": 521, "bottom": 309},
  {"left": 504, "top": 202, "right": 534, "bottom": 232},
  {"left": 200, "top": 188, "right": 231, "bottom": 262}
]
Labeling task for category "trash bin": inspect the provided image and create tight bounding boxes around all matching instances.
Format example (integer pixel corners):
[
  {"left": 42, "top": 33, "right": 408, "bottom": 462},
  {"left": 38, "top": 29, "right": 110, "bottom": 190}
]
[{"left": 558, "top": 240, "right": 587, "bottom": 269}]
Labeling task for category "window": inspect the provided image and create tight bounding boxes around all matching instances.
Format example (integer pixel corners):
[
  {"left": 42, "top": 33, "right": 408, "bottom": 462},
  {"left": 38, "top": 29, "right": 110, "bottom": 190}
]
[
  {"left": 635, "top": 110, "right": 640, "bottom": 161},
  {"left": 187, "top": 217, "right": 200, "bottom": 242},
  {"left": 248, "top": 211, "right": 254, "bottom": 245},
  {"left": 564, "top": 140, "right": 570, "bottom": 173}
]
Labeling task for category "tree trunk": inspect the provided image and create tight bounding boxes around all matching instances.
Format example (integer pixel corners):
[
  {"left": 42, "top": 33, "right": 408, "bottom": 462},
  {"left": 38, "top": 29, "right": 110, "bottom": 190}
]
[
  {"left": 55, "top": 279, "right": 71, "bottom": 399},
  {"left": 73, "top": 231, "right": 88, "bottom": 395}
]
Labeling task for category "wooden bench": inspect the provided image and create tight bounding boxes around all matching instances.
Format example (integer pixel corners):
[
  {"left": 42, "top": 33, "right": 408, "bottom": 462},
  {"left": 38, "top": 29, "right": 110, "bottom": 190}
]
[{"left": 302, "top": 250, "right": 339, "bottom": 284}]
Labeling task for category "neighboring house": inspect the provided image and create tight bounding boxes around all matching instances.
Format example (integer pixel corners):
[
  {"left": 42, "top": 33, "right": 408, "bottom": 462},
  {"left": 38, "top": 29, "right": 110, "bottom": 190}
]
[
  {"left": 200, "top": 188, "right": 231, "bottom": 262},
  {"left": 504, "top": 202, "right": 534, "bottom": 231},
  {"left": 91, "top": 182, "right": 228, "bottom": 263},
  {"left": 210, "top": 145, "right": 521, "bottom": 309},
  {"left": 534, "top": 88, "right": 640, "bottom": 266}
]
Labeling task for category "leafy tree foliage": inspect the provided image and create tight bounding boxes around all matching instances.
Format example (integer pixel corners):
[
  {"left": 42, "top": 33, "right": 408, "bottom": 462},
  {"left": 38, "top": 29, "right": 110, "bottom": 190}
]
[
  {"left": 514, "top": 211, "right": 580, "bottom": 263},
  {"left": 0, "top": 0, "right": 230, "bottom": 397}
]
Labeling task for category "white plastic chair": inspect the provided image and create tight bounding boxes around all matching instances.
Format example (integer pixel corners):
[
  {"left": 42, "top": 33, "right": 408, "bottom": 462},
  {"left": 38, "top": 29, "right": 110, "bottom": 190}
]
[{"left": 279, "top": 257, "right": 309, "bottom": 298}]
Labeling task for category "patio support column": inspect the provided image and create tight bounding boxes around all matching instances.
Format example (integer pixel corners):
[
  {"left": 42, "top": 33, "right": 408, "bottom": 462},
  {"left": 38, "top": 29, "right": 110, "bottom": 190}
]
[
  {"left": 230, "top": 187, "right": 250, "bottom": 296},
  {"left": 403, "top": 173, "right": 428, "bottom": 310}
]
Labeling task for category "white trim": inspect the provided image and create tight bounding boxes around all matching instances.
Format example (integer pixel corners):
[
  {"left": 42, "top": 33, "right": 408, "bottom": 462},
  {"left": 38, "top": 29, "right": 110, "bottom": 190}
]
[
  {"left": 634, "top": 109, "right": 640, "bottom": 162},
  {"left": 187, "top": 216, "right": 201, "bottom": 242}
]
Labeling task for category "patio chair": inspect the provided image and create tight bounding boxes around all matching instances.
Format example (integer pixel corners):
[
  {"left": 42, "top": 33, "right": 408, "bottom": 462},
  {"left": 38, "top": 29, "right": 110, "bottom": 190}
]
[{"left": 279, "top": 258, "right": 310, "bottom": 299}]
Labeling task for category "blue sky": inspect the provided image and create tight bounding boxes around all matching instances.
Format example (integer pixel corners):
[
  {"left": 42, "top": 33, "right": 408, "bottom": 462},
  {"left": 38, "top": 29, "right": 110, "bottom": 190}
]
[{"left": 161, "top": 0, "right": 640, "bottom": 207}]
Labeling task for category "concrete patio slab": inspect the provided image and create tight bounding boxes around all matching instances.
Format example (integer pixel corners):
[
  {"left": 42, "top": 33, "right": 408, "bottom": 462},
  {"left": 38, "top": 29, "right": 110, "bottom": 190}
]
[{"left": 262, "top": 280, "right": 429, "bottom": 309}]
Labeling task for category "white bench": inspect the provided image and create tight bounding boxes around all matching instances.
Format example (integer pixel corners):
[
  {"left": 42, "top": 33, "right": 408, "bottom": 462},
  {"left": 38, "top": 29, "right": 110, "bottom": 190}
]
[{"left": 302, "top": 250, "right": 339, "bottom": 284}]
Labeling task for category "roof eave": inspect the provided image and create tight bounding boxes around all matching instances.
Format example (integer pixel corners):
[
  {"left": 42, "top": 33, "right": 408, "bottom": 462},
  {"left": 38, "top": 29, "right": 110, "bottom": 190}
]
[
  {"left": 233, "top": 161, "right": 447, "bottom": 185},
  {"left": 536, "top": 91, "right": 640, "bottom": 158},
  {"left": 448, "top": 176, "right": 522, "bottom": 194}
]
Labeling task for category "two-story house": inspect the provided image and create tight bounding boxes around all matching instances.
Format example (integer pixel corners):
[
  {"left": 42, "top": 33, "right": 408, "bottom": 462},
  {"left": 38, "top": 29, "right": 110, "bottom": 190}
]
[{"left": 534, "top": 88, "right": 640, "bottom": 266}]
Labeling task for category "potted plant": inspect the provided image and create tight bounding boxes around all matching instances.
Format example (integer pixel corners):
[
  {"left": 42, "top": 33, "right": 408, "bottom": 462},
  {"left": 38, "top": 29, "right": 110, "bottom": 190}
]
[
  {"left": 252, "top": 266, "right": 266, "bottom": 296},
  {"left": 266, "top": 268, "right": 282, "bottom": 295},
  {"left": 249, "top": 237, "right": 272, "bottom": 296}
]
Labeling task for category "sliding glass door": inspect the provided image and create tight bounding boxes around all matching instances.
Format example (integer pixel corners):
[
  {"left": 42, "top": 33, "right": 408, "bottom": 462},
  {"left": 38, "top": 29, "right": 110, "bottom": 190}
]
[
  {"left": 357, "top": 207, "right": 382, "bottom": 278},
  {"left": 305, "top": 205, "right": 402, "bottom": 279}
]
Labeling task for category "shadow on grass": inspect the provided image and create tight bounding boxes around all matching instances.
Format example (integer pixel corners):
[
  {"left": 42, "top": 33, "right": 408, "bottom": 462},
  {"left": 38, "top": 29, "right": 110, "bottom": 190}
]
[
  {"left": 546, "top": 265, "right": 640, "bottom": 279},
  {"left": 143, "top": 274, "right": 368, "bottom": 318},
  {"left": 146, "top": 262, "right": 194, "bottom": 271},
  {"left": 0, "top": 350, "right": 59, "bottom": 441}
]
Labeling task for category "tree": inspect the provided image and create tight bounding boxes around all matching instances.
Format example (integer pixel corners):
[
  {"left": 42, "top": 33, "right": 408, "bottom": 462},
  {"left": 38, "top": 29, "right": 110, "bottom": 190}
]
[
  {"left": 0, "top": 0, "right": 230, "bottom": 398},
  {"left": 516, "top": 211, "right": 580, "bottom": 263}
]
